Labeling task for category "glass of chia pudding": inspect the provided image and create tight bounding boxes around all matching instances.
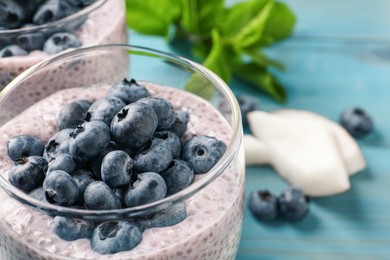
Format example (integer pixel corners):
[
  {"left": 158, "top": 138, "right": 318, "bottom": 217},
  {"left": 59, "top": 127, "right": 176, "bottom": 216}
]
[
  {"left": 0, "top": 0, "right": 127, "bottom": 89},
  {"left": 0, "top": 45, "right": 245, "bottom": 259}
]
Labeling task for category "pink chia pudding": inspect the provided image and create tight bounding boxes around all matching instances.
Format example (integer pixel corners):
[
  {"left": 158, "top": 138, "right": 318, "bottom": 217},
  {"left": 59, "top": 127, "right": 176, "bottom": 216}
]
[
  {"left": 0, "top": 0, "right": 127, "bottom": 89},
  {"left": 0, "top": 82, "right": 245, "bottom": 259}
]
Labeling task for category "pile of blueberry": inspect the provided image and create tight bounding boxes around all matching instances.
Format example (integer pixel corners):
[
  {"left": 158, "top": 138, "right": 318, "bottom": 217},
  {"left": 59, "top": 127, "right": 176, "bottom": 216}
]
[
  {"left": 249, "top": 188, "right": 310, "bottom": 222},
  {"left": 0, "top": 0, "right": 96, "bottom": 57},
  {"left": 6, "top": 78, "right": 227, "bottom": 254}
]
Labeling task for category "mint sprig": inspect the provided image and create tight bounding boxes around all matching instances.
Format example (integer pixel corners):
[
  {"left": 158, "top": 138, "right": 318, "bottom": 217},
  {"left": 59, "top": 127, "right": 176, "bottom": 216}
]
[{"left": 126, "top": 0, "right": 295, "bottom": 102}]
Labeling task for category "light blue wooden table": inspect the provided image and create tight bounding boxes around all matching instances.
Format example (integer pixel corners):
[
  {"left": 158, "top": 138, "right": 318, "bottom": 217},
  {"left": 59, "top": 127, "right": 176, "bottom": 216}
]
[{"left": 130, "top": 1, "right": 390, "bottom": 258}]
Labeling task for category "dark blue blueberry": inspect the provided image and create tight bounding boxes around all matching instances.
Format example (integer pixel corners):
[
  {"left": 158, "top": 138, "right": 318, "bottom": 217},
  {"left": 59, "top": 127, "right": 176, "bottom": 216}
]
[
  {"left": 15, "top": 0, "right": 45, "bottom": 20},
  {"left": 84, "top": 181, "right": 121, "bottom": 210},
  {"left": 154, "top": 131, "right": 181, "bottom": 158},
  {"left": 138, "top": 97, "right": 175, "bottom": 130},
  {"left": 182, "top": 135, "right": 227, "bottom": 174},
  {"left": 43, "top": 170, "right": 79, "bottom": 205},
  {"left": 168, "top": 110, "right": 189, "bottom": 137},
  {"left": 54, "top": 216, "right": 95, "bottom": 241},
  {"left": 106, "top": 78, "right": 150, "bottom": 105},
  {"left": 16, "top": 32, "right": 46, "bottom": 52},
  {"left": 71, "top": 169, "right": 95, "bottom": 199},
  {"left": 101, "top": 150, "right": 133, "bottom": 189},
  {"left": 89, "top": 141, "right": 118, "bottom": 180},
  {"left": 237, "top": 94, "right": 261, "bottom": 126},
  {"left": 7, "top": 135, "right": 45, "bottom": 161},
  {"left": 85, "top": 96, "right": 125, "bottom": 126},
  {"left": 340, "top": 107, "right": 373, "bottom": 138},
  {"left": 8, "top": 156, "right": 47, "bottom": 192},
  {"left": 29, "top": 187, "right": 46, "bottom": 201},
  {"left": 133, "top": 138, "right": 173, "bottom": 173},
  {"left": 43, "top": 32, "right": 81, "bottom": 55},
  {"left": 111, "top": 102, "right": 158, "bottom": 150},
  {"left": 136, "top": 203, "right": 186, "bottom": 231},
  {"left": 278, "top": 188, "right": 310, "bottom": 222},
  {"left": 43, "top": 128, "right": 73, "bottom": 161},
  {"left": 248, "top": 190, "right": 278, "bottom": 221},
  {"left": 57, "top": 99, "right": 92, "bottom": 130},
  {"left": 0, "top": 0, "right": 25, "bottom": 29},
  {"left": 32, "top": 0, "right": 79, "bottom": 25},
  {"left": 46, "top": 154, "right": 76, "bottom": 175},
  {"left": 160, "top": 160, "right": 194, "bottom": 196},
  {"left": 124, "top": 172, "right": 167, "bottom": 207},
  {"left": 69, "top": 121, "right": 111, "bottom": 163},
  {"left": 91, "top": 221, "right": 142, "bottom": 255},
  {"left": 0, "top": 45, "right": 28, "bottom": 57}
]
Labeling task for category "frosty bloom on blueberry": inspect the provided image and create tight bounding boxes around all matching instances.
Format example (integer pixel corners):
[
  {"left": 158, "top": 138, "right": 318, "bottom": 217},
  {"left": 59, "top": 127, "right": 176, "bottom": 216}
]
[{"left": 5, "top": 78, "right": 229, "bottom": 255}]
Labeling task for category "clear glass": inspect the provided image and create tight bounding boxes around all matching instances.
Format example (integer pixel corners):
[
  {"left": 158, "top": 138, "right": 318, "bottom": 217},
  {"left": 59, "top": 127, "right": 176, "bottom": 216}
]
[
  {"left": 0, "top": 0, "right": 127, "bottom": 89},
  {"left": 0, "top": 45, "right": 245, "bottom": 259}
]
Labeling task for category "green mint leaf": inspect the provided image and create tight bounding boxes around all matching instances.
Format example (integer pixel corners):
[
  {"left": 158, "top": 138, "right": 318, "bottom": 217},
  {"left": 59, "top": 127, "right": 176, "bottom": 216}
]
[
  {"left": 180, "top": 0, "right": 224, "bottom": 36},
  {"left": 185, "top": 30, "right": 232, "bottom": 100},
  {"left": 218, "top": 0, "right": 269, "bottom": 38},
  {"left": 126, "top": 0, "right": 181, "bottom": 36},
  {"left": 228, "top": 1, "right": 275, "bottom": 49},
  {"left": 244, "top": 48, "right": 285, "bottom": 70},
  {"left": 234, "top": 62, "right": 286, "bottom": 102},
  {"left": 184, "top": 73, "right": 215, "bottom": 100},
  {"left": 258, "top": 2, "right": 296, "bottom": 46}
]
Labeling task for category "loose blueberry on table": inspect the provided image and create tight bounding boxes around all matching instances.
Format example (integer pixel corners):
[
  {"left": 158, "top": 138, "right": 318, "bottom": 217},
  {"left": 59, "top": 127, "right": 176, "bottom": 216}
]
[
  {"left": 6, "top": 78, "right": 227, "bottom": 255},
  {"left": 0, "top": 0, "right": 97, "bottom": 57},
  {"left": 340, "top": 107, "right": 373, "bottom": 138}
]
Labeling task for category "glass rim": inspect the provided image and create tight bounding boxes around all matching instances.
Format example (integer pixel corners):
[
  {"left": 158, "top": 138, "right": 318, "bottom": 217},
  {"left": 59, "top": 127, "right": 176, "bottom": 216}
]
[
  {"left": 0, "top": 0, "right": 107, "bottom": 35},
  {"left": 0, "top": 44, "right": 243, "bottom": 220}
]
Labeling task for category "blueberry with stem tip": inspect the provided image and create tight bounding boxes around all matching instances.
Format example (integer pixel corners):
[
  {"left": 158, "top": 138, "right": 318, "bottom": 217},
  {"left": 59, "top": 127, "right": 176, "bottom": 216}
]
[
  {"left": 7, "top": 135, "right": 45, "bottom": 161},
  {"left": 8, "top": 156, "right": 47, "bottom": 192},
  {"left": 43, "top": 170, "right": 79, "bottom": 206},
  {"left": 91, "top": 221, "right": 142, "bottom": 255},
  {"left": 249, "top": 190, "right": 278, "bottom": 221}
]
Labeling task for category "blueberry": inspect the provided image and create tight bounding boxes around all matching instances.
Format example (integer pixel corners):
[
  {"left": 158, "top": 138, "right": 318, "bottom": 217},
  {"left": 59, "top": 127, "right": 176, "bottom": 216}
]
[
  {"left": 43, "top": 128, "right": 73, "bottom": 161},
  {"left": 7, "top": 135, "right": 45, "bottom": 161},
  {"left": 101, "top": 150, "right": 133, "bottom": 189},
  {"left": 106, "top": 78, "right": 150, "bottom": 105},
  {"left": 154, "top": 131, "right": 181, "bottom": 158},
  {"left": 57, "top": 99, "right": 92, "bottom": 130},
  {"left": 8, "top": 156, "right": 47, "bottom": 192},
  {"left": 43, "top": 32, "right": 81, "bottom": 55},
  {"left": 84, "top": 181, "right": 121, "bottom": 210},
  {"left": 0, "top": 0, "right": 25, "bottom": 29},
  {"left": 69, "top": 121, "right": 111, "bottom": 163},
  {"left": 85, "top": 96, "right": 125, "bottom": 126},
  {"left": 182, "top": 135, "right": 227, "bottom": 174},
  {"left": 340, "top": 107, "right": 373, "bottom": 138},
  {"left": 89, "top": 141, "right": 118, "bottom": 180},
  {"left": 111, "top": 102, "right": 158, "bottom": 150},
  {"left": 160, "top": 160, "right": 194, "bottom": 196},
  {"left": 136, "top": 203, "right": 186, "bottom": 231},
  {"left": 15, "top": 0, "right": 45, "bottom": 20},
  {"left": 278, "top": 188, "right": 310, "bottom": 222},
  {"left": 43, "top": 170, "right": 79, "bottom": 205},
  {"left": 29, "top": 187, "right": 46, "bottom": 201},
  {"left": 46, "top": 154, "right": 76, "bottom": 175},
  {"left": 237, "top": 94, "right": 261, "bottom": 126},
  {"left": 138, "top": 97, "right": 175, "bottom": 130},
  {"left": 168, "top": 110, "right": 189, "bottom": 137},
  {"left": 0, "top": 45, "right": 28, "bottom": 57},
  {"left": 16, "top": 32, "right": 46, "bottom": 52},
  {"left": 133, "top": 138, "right": 173, "bottom": 173},
  {"left": 54, "top": 216, "right": 95, "bottom": 241},
  {"left": 91, "top": 221, "right": 142, "bottom": 255},
  {"left": 248, "top": 190, "right": 278, "bottom": 221},
  {"left": 71, "top": 169, "right": 95, "bottom": 199},
  {"left": 32, "top": 0, "right": 79, "bottom": 25},
  {"left": 124, "top": 172, "right": 167, "bottom": 207}
]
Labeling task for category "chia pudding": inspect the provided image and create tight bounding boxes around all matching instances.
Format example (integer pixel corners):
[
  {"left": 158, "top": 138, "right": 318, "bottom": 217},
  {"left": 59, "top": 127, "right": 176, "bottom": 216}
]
[
  {"left": 0, "top": 82, "right": 245, "bottom": 259},
  {"left": 0, "top": 0, "right": 127, "bottom": 89}
]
